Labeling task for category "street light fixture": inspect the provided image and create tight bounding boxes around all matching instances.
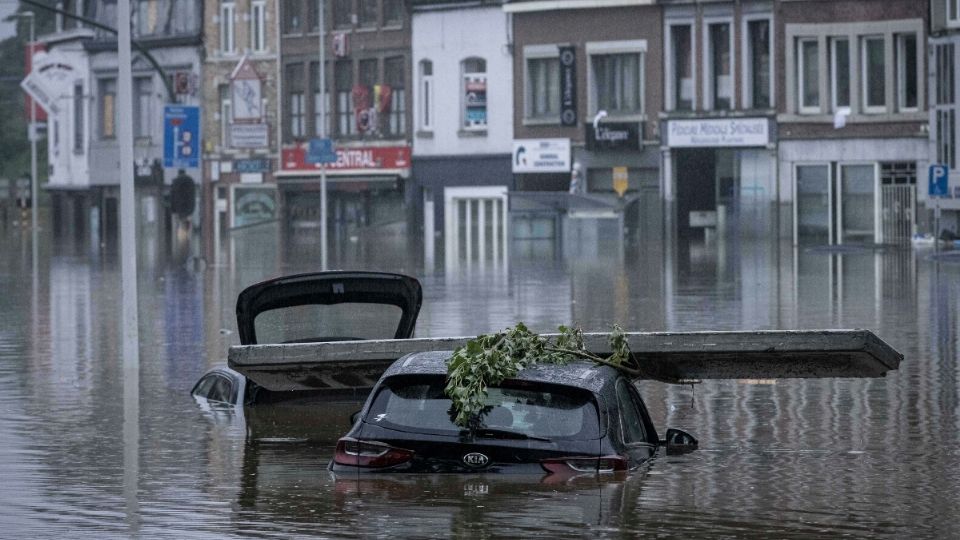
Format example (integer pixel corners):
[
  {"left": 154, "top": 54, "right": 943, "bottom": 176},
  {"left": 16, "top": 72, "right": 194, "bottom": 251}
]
[{"left": 18, "top": 11, "right": 38, "bottom": 232}]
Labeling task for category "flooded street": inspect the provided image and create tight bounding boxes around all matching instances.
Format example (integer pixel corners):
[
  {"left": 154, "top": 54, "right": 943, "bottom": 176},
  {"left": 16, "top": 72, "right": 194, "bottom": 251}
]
[{"left": 1, "top": 224, "right": 958, "bottom": 538}]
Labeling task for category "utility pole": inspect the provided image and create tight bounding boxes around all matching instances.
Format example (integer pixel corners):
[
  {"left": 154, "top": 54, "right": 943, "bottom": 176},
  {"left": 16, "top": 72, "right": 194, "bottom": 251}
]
[
  {"left": 117, "top": 0, "right": 139, "bottom": 362},
  {"left": 319, "top": 0, "right": 328, "bottom": 270},
  {"left": 19, "top": 11, "right": 37, "bottom": 232}
]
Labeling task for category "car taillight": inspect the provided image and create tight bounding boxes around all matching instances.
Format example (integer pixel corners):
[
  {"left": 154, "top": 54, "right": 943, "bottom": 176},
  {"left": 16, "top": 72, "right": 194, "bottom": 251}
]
[
  {"left": 334, "top": 437, "right": 414, "bottom": 468},
  {"left": 541, "top": 455, "right": 628, "bottom": 474}
]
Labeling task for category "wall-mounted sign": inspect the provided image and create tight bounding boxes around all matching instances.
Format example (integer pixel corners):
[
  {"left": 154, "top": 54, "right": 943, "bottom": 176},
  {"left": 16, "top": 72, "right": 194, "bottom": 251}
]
[
  {"left": 230, "top": 57, "right": 263, "bottom": 121},
  {"left": 282, "top": 145, "right": 411, "bottom": 173},
  {"left": 230, "top": 123, "right": 269, "bottom": 148},
  {"left": 612, "top": 166, "right": 628, "bottom": 197},
  {"left": 232, "top": 185, "right": 277, "bottom": 228},
  {"left": 666, "top": 118, "right": 770, "bottom": 148},
  {"left": 163, "top": 105, "right": 200, "bottom": 169},
  {"left": 586, "top": 122, "right": 642, "bottom": 151},
  {"left": 512, "top": 138, "right": 571, "bottom": 173},
  {"left": 558, "top": 46, "right": 577, "bottom": 127},
  {"left": 22, "top": 43, "right": 49, "bottom": 121},
  {"left": 306, "top": 138, "right": 337, "bottom": 164},
  {"left": 20, "top": 50, "right": 70, "bottom": 116},
  {"left": 235, "top": 158, "right": 271, "bottom": 173},
  {"left": 332, "top": 32, "right": 349, "bottom": 57}
]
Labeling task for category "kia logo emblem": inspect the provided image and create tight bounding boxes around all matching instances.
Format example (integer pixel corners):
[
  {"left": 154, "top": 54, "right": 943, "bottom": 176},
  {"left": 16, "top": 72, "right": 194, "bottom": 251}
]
[{"left": 462, "top": 452, "right": 489, "bottom": 468}]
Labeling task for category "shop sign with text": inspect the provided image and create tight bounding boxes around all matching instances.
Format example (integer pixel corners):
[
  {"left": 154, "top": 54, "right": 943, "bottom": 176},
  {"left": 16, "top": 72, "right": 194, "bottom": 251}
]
[
  {"left": 512, "top": 139, "right": 570, "bottom": 173},
  {"left": 667, "top": 118, "right": 770, "bottom": 147},
  {"left": 586, "top": 122, "right": 641, "bottom": 151},
  {"left": 282, "top": 145, "right": 411, "bottom": 172}
]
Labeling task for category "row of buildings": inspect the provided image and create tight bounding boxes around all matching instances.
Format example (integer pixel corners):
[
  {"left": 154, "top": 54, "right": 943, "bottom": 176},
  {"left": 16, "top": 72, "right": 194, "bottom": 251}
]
[{"left": 25, "top": 0, "right": 960, "bottom": 261}]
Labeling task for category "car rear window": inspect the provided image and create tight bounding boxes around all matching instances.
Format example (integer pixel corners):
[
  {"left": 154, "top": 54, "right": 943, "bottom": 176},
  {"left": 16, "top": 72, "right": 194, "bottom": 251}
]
[
  {"left": 366, "top": 376, "right": 600, "bottom": 440},
  {"left": 254, "top": 303, "right": 403, "bottom": 343}
]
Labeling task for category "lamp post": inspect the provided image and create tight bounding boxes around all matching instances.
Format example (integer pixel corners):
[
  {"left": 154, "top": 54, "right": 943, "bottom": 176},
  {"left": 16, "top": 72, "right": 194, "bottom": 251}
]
[
  {"left": 318, "top": 0, "right": 328, "bottom": 270},
  {"left": 19, "top": 11, "right": 37, "bottom": 232}
]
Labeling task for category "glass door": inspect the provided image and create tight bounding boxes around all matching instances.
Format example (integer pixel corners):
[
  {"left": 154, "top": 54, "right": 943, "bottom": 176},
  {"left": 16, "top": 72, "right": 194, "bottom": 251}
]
[
  {"left": 837, "top": 163, "right": 879, "bottom": 244},
  {"left": 794, "top": 163, "right": 832, "bottom": 245}
]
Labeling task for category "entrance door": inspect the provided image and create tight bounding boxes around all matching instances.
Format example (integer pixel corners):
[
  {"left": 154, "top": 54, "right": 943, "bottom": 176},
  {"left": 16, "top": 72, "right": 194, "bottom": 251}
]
[
  {"left": 794, "top": 163, "right": 832, "bottom": 245},
  {"left": 837, "top": 163, "right": 879, "bottom": 244},
  {"left": 879, "top": 162, "right": 916, "bottom": 244},
  {"left": 444, "top": 186, "right": 508, "bottom": 270}
]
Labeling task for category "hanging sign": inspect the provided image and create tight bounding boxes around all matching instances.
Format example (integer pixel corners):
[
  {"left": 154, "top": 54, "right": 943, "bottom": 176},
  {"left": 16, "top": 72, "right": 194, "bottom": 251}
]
[{"left": 558, "top": 46, "right": 577, "bottom": 127}]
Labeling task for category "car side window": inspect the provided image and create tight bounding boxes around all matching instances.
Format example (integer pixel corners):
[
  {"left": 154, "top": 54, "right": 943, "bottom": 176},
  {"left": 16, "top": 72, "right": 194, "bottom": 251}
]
[
  {"left": 616, "top": 378, "right": 648, "bottom": 444},
  {"left": 194, "top": 373, "right": 235, "bottom": 404}
]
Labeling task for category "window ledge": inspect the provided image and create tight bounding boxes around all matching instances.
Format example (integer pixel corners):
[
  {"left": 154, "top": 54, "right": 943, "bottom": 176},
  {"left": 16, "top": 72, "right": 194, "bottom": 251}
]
[
  {"left": 458, "top": 129, "right": 487, "bottom": 138},
  {"left": 416, "top": 130, "right": 434, "bottom": 138},
  {"left": 588, "top": 113, "right": 645, "bottom": 123},
  {"left": 522, "top": 117, "right": 559, "bottom": 126},
  {"left": 778, "top": 111, "right": 927, "bottom": 123}
]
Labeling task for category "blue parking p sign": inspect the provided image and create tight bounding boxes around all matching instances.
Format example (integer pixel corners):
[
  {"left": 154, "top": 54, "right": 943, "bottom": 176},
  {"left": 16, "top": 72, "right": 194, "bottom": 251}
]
[
  {"left": 929, "top": 164, "right": 949, "bottom": 197},
  {"left": 163, "top": 105, "right": 200, "bottom": 169},
  {"left": 306, "top": 138, "right": 337, "bottom": 164}
]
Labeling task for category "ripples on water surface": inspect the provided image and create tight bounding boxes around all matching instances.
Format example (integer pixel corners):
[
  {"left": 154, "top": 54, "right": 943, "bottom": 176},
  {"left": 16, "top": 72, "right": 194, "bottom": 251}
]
[{"left": 0, "top": 225, "right": 958, "bottom": 538}]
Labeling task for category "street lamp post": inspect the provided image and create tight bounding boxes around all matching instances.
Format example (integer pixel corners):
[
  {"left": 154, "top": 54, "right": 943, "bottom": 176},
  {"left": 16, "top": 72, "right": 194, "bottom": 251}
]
[
  {"left": 19, "top": 11, "right": 37, "bottom": 232},
  {"left": 318, "top": 0, "right": 328, "bottom": 270}
]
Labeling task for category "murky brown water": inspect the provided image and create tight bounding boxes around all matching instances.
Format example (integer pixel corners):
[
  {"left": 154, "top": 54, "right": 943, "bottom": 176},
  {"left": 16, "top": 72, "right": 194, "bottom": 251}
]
[{"left": 1, "top": 223, "right": 958, "bottom": 537}]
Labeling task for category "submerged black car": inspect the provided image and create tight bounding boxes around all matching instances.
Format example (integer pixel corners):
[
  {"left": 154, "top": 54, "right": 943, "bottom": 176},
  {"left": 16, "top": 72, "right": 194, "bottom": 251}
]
[{"left": 331, "top": 352, "right": 697, "bottom": 476}]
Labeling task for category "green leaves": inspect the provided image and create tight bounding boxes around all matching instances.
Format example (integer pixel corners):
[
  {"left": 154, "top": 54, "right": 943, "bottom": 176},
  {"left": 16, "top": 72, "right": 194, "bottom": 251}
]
[{"left": 444, "top": 324, "right": 639, "bottom": 427}]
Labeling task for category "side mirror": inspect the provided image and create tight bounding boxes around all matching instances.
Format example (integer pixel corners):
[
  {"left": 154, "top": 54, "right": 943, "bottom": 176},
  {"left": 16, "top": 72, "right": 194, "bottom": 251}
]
[
  {"left": 349, "top": 410, "right": 362, "bottom": 425},
  {"left": 662, "top": 428, "right": 698, "bottom": 455}
]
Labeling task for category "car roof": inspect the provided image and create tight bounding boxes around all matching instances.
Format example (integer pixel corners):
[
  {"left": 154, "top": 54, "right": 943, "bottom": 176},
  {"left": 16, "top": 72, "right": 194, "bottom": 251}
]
[{"left": 380, "top": 351, "right": 619, "bottom": 394}]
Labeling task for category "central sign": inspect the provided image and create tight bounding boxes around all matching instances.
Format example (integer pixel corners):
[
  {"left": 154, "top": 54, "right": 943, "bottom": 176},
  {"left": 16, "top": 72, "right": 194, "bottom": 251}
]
[
  {"left": 282, "top": 145, "right": 411, "bottom": 172},
  {"left": 666, "top": 118, "right": 770, "bottom": 148}
]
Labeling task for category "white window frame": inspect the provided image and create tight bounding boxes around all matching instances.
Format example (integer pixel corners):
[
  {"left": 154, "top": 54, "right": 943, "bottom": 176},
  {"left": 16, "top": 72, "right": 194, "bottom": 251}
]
[
  {"left": 703, "top": 18, "right": 734, "bottom": 111},
  {"left": 418, "top": 60, "right": 433, "bottom": 132},
  {"left": 665, "top": 20, "right": 696, "bottom": 111},
  {"left": 797, "top": 37, "right": 820, "bottom": 114},
  {"left": 741, "top": 14, "right": 774, "bottom": 110},
  {"left": 251, "top": 0, "right": 267, "bottom": 53},
  {"left": 220, "top": 1, "right": 236, "bottom": 55},
  {"left": 860, "top": 35, "right": 886, "bottom": 114},
  {"left": 586, "top": 40, "right": 646, "bottom": 119},
  {"left": 133, "top": 75, "right": 153, "bottom": 140},
  {"left": 523, "top": 44, "right": 560, "bottom": 124},
  {"left": 896, "top": 33, "right": 919, "bottom": 112},
  {"left": 949, "top": 0, "right": 960, "bottom": 28},
  {"left": 290, "top": 92, "right": 305, "bottom": 137},
  {"left": 793, "top": 162, "right": 834, "bottom": 246},
  {"left": 829, "top": 37, "right": 850, "bottom": 112}
]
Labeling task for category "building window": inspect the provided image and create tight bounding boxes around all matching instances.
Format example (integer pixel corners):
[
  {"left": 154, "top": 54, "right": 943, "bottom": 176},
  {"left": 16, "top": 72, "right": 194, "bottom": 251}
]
[
  {"left": 283, "top": 0, "right": 302, "bottom": 34},
  {"left": 706, "top": 22, "right": 732, "bottom": 110},
  {"left": 99, "top": 78, "right": 117, "bottom": 139},
  {"left": 830, "top": 38, "right": 850, "bottom": 110},
  {"left": 219, "top": 84, "right": 232, "bottom": 147},
  {"left": 359, "top": 0, "right": 377, "bottom": 27},
  {"left": 746, "top": 19, "right": 770, "bottom": 109},
  {"left": 251, "top": 0, "right": 267, "bottom": 52},
  {"left": 861, "top": 36, "right": 885, "bottom": 113},
  {"left": 385, "top": 56, "right": 405, "bottom": 136},
  {"left": 333, "top": 0, "right": 352, "bottom": 28},
  {"left": 591, "top": 52, "right": 642, "bottom": 115},
  {"left": 382, "top": 0, "right": 401, "bottom": 27},
  {"left": 73, "top": 83, "right": 84, "bottom": 153},
  {"left": 798, "top": 38, "right": 819, "bottom": 113},
  {"left": 133, "top": 76, "right": 152, "bottom": 139},
  {"left": 949, "top": 0, "right": 960, "bottom": 28},
  {"left": 525, "top": 55, "right": 559, "bottom": 120},
  {"left": 311, "top": 62, "right": 330, "bottom": 136},
  {"left": 419, "top": 60, "right": 433, "bottom": 131},
  {"left": 669, "top": 24, "right": 693, "bottom": 111},
  {"left": 286, "top": 64, "right": 306, "bottom": 140},
  {"left": 335, "top": 60, "right": 354, "bottom": 136},
  {"left": 896, "top": 33, "right": 918, "bottom": 111},
  {"left": 462, "top": 57, "right": 487, "bottom": 130},
  {"left": 935, "top": 43, "right": 956, "bottom": 168},
  {"left": 220, "top": 1, "right": 235, "bottom": 54},
  {"left": 308, "top": 0, "right": 320, "bottom": 32}
]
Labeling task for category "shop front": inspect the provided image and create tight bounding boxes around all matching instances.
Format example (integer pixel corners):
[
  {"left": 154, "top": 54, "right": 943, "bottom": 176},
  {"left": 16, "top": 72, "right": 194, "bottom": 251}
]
[
  {"left": 663, "top": 117, "right": 777, "bottom": 241},
  {"left": 277, "top": 145, "right": 411, "bottom": 246}
]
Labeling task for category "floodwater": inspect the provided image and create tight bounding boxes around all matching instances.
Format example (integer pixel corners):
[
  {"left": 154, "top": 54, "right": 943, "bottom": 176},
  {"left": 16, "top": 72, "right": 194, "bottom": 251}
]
[{"left": 1, "top": 221, "right": 958, "bottom": 538}]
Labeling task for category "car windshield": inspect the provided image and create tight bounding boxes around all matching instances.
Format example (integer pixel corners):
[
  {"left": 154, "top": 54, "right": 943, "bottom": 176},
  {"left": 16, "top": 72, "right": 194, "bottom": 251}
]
[
  {"left": 366, "top": 376, "right": 600, "bottom": 440},
  {"left": 254, "top": 303, "right": 403, "bottom": 343}
]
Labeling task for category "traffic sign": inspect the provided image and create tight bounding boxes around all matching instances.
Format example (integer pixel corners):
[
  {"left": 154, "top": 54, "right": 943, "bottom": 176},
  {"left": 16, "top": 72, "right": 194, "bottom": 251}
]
[
  {"left": 929, "top": 164, "right": 949, "bottom": 197},
  {"left": 163, "top": 105, "right": 200, "bottom": 169},
  {"left": 306, "top": 138, "right": 337, "bottom": 164}
]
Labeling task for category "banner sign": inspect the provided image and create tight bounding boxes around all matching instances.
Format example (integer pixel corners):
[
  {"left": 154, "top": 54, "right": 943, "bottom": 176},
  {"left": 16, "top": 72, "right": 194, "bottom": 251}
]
[
  {"left": 512, "top": 139, "right": 571, "bottom": 173},
  {"left": 666, "top": 118, "right": 770, "bottom": 148},
  {"left": 20, "top": 49, "right": 70, "bottom": 116},
  {"left": 558, "top": 46, "right": 577, "bottom": 127},
  {"left": 586, "top": 122, "right": 642, "bottom": 151},
  {"left": 23, "top": 43, "right": 49, "bottom": 122},
  {"left": 282, "top": 145, "right": 411, "bottom": 173},
  {"left": 163, "top": 105, "right": 200, "bottom": 168}
]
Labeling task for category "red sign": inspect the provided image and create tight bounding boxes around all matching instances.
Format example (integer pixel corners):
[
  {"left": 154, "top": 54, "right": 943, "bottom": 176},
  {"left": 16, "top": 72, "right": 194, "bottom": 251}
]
[
  {"left": 24, "top": 42, "right": 47, "bottom": 122},
  {"left": 282, "top": 145, "right": 411, "bottom": 173}
]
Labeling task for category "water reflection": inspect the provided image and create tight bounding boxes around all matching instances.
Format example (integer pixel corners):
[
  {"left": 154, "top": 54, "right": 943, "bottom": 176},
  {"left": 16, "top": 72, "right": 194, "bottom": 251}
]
[{"left": 0, "top": 225, "right": 959, "bottom": 536}]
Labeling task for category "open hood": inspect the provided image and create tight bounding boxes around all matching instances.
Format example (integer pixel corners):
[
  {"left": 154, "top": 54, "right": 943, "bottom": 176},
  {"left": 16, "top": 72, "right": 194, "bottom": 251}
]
[{"left": 236, "top": 271, "right": 422, "bottom": 345}]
